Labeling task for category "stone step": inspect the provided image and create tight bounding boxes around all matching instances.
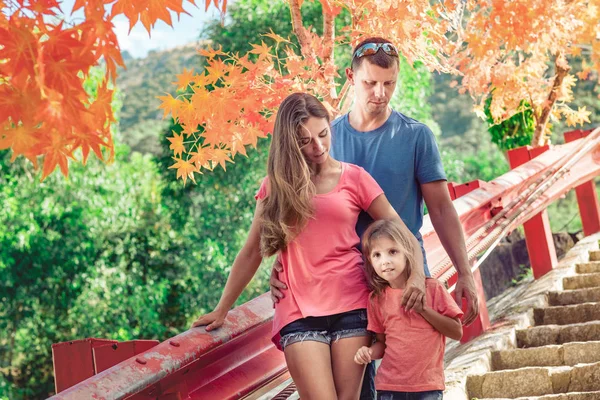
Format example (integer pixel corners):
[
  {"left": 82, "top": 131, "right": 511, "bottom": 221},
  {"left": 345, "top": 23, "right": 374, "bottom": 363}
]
[
  {"left": 484, "top": 391, "right": 600, "bottom": 399},
  {"left": 549, "top": 287, "right": 600, "bottom": 306},
  {"left": 517, "top": 321, "right": 600, "bottom": 348},
  {"left": 466, "top": 362, "right": 600, "bottom": 399},
  {"left": 576, "top": 262, "right": 600, "bottom": 274},
  {"left": 589, "top": 250, "right": 600, "bottom": 261},
  {"left": 534, "top": 303, "right": 600, "bottom": 326},
  {"left": 492, "top": 341, "right": 600, "bottom": 370},
  {"left": 563, "top": 273, "right": 600, "bottom": 290}
]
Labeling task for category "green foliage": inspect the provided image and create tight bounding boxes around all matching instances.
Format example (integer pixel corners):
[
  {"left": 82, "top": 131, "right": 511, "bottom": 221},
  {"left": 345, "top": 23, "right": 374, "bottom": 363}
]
[
  {"left": 546, "top": 188, "right": 590, "bottom": 233},
  {"left": 484, "top": 96, "right": 536, "bottom": 151},
  {"left": 390, "top": 59, "right": 441, "bottom": 135},
  {"left": 0, "top": 136, "right": 271, "bottom": 400},
  {"left": 201, "top": 0, "right": 352, "bottom": 82},
  {"left": 510, "top": 264, "right": 533, "bottom": 287},
  {"left": 439, "top": 127, "right": 510, "bottom": 184},
  {"left": 4, "top": 1, "right": 599, "bottom": 398},
  {"left": 115, "top": 46, "right": 202, "bottom": 154},
  {"left": 1, "top": 147, "right": 174, "bottom": 398}
]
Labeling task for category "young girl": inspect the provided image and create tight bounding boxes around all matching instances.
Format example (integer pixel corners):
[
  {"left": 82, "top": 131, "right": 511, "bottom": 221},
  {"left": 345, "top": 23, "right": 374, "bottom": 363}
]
[
  {"left": 354, "top": 219, "right": 463, "bottom": 400},
  {"left": 191, "top": 93, "right": 425, "bottom": 400}
]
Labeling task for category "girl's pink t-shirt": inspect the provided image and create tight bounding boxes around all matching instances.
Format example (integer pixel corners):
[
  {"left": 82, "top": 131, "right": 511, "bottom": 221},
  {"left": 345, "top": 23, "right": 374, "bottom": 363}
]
[
  {"left": 367, "top": 278, "right": 464, "bottom": 392},
  {"left": 255, "top": 162, "right": 384, "bottom": 349}
]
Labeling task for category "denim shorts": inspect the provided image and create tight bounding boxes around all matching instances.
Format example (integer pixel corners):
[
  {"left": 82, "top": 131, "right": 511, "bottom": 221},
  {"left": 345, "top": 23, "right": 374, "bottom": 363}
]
[
  {"left": 279, "top": 308, "right": 370, "bottom": 350},
  {"left": 377, "top": 390, "right": 443, "bottom": 400}
]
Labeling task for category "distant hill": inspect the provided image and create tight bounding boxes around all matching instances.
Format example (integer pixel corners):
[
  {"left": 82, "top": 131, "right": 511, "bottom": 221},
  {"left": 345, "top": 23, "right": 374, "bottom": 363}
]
[
  {"left": 116, "top": 41, "right": 207, "bottom": 154},
  {"left": 114, "top": 41, "right": 599, "bottom": 156}
]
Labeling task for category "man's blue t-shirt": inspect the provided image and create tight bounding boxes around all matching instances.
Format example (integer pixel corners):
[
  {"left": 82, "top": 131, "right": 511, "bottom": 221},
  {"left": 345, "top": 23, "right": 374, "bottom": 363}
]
[{"left": 330, "top": 110, "right": 446, "bottom": 275}]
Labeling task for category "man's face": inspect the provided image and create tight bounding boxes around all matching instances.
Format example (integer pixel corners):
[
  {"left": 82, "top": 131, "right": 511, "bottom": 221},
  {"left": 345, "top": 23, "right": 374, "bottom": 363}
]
[{"left": 346, "top": 61, "right": 399, "bottom": 116}]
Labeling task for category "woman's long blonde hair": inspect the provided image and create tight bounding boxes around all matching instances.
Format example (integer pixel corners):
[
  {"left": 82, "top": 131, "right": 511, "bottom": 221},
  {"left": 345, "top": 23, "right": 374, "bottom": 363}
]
[
  {"left": 362, "top": 219, "right": 418, "bottom": 298},
  {"left": 260, "top": 93, "right": 330, "bottom": 257}
]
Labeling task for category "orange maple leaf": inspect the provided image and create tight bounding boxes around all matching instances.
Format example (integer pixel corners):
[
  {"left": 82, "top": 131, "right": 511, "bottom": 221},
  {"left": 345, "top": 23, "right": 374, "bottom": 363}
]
[
  {"left": 207, "top": 147, "right": 232, "bottom": 171},
  {"left": 576, "top": 68, "right": 591, "bottom": 80},
  {"left": 262, "top": 29, "right": 290, "bottom": 45},
  {"left": 36, "top": 129, "right": 75, "bottom": 180},
  {"left": 0, "top": 123, "right": 39, "bottom": 159},
  {"left": 173, "top": 67, "right": 196, "bottom": 90},
  {"left": 249, "top": 41, "right": 273, "bottom": 61},
  {"left": 169, "top": 157, "right": 198, "bottom": 185},
  {"left": 157, "top": 93, "right": 182, "bottom": 119},
  {"left": 188, "top": 146, "right": 211, "bottom": 169},
  {"left": 167, "top": 131, "right": 185, "bottom": 157},
  {"left": 197, "top": 44, "right": 226, "bottom": 59}
]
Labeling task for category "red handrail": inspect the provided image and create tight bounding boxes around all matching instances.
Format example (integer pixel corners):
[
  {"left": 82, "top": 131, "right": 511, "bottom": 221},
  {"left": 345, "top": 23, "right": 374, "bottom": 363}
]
[{"left": 49, "top": 130, "right": 600, "bottom": 400}]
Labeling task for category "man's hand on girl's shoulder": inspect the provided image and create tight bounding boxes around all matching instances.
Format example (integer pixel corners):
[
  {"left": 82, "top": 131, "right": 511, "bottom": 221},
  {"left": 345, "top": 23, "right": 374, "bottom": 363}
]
[{"left": 401, "top": 273, "right": 426, "bottom": 311}]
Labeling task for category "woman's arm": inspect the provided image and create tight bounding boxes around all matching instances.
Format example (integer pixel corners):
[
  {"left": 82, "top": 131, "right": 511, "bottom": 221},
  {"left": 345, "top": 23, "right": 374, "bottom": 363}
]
[
  {"left": 417, "top": 306, "right": 463, "bottom": 341},
  {"left": 191, "top": 200, "right": 265, "bottom": 331},
  {"left": 366, "top": 194, "right": 426, "bottom": 310}
]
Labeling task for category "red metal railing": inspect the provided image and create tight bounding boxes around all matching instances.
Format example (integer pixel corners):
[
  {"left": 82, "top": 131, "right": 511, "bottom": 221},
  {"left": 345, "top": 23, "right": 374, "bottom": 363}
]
[{"left": 49, "top": 128, "right": 600, "bottom": 400}]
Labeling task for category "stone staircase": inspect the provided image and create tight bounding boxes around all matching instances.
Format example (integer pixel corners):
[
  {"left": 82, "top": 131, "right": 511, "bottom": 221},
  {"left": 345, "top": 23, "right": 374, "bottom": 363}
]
[{"left": 465, "top": 251, "right": 600, "bottom": 400}]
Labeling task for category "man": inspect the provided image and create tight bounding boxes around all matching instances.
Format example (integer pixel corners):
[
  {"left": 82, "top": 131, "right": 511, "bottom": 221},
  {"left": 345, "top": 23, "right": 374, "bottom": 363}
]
[{"left": 270, "top": 37, "right": 479, "bottom": 399}]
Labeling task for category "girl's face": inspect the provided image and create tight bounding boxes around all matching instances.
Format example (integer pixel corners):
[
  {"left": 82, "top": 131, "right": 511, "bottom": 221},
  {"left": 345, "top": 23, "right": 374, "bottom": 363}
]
[
  {"left": 298, "top": 117, "right": 331, "bottom": 165},
  {"left": 369, "top": 236, "right": 408, "bottom": 289}
]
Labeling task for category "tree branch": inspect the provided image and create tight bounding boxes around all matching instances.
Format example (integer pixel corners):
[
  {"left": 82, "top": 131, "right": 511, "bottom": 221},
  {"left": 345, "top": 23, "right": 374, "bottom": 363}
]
[
  {"left": 532, "top": 53, "right": 571, "bottom": 147},
  {"left": 332, "top": 79, "right": 349, "bottom": 109},
  {"left": 289, "top": 0, "right": 315, "bottom": 61},
  {"left": 322, "top": 9, "right": 337, "bottom": 102},
  {"left": 322, "top": 11, "right": 335, "bottom": 66}
]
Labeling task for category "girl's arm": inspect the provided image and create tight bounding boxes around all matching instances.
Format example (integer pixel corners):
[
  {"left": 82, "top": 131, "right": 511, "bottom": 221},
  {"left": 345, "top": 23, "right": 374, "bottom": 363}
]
[
  {"left": 366, "top": 194, "right": 426, "bottom": 310},
  {"left": 191, "top": 200, "right": 265, "bottom": 331},
  {"left": 369, "top": 333, "right": 386, "bottom": 360},
  {"left": 354, "top": 333, "right": 386, "bottom": 364},
  {"left": 417, "top": 305, "right": 463, "bottom": 341}
]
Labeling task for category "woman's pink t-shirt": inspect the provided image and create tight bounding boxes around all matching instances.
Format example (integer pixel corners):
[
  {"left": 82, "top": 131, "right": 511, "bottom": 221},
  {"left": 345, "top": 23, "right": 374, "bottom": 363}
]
[
  {"left": 255, "top": 162, "right": 384, "bottom": 349},
  {"left": 367, "top": 278, "right": 464, "bottom": 392}
]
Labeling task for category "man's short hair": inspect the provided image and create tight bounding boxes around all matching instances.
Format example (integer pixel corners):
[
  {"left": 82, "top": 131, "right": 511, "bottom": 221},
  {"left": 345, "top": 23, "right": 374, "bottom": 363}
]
[{"left": 351, "top": 37, "right": 399, "bottom": 71}]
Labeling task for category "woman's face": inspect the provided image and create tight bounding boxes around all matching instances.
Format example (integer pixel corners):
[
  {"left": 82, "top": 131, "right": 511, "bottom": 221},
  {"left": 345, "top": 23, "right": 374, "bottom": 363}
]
[{"left": 297, "top": 117, "right": 331, "bottom": 165}]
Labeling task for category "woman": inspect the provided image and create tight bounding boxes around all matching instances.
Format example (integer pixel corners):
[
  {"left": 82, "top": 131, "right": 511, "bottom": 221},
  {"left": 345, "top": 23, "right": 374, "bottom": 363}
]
[{"left": 192, "top": 93, "right": 424, "bottom": 400}]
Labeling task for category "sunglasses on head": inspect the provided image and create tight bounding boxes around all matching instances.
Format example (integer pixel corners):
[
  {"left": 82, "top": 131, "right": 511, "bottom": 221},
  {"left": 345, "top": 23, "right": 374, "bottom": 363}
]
[{"left": 353, "top": 42, "right": 399, "bottom": 60}]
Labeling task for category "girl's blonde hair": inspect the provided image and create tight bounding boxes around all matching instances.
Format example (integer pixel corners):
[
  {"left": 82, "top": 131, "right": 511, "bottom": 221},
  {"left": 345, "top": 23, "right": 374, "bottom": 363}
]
[
  {"left": 260, "top": 93, "right": 330, "bottom": 257},
  {"left": 362, "top": 219, "right": 418, "bottom": 297}
]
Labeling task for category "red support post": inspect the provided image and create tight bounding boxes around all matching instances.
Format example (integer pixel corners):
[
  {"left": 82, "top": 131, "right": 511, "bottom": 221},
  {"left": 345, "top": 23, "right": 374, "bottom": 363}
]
[
  {"left": 52, "top": 338, "right": 159, "bottom": 393},
  {"left": 454, "top": 179, "right": 485, "bottom": 198},
  {"left": 564, "top": 129, "right": 600, "bottom": 236},
  {"left": 52, "top": 338, "right": 117, "bottom": 393},
  {"left": 449, "top": 179, "right": 491, "bottom": 343},
  {"left": 447, "top": 182, "right": 457, "bottom": 200},
  {"left": 508, "top": 145, "right": 557, "bottom": 279}
]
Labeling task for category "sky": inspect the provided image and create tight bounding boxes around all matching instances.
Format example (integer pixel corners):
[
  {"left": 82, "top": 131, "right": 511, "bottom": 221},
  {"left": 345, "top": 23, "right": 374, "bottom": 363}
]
[{"left": 59, "top": 0, "right": 223, "bottom": 59}]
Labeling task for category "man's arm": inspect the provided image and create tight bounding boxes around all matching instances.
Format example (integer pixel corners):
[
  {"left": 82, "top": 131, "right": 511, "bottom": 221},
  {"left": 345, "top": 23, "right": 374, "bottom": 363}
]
[{"left": 421, "top": 180, "right": 479, "bottom": 326}]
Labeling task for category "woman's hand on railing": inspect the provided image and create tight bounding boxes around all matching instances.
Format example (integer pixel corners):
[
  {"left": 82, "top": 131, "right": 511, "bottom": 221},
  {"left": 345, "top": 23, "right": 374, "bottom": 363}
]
[{"left": 191, "top": 309, "right": 228, "bottom": 331}]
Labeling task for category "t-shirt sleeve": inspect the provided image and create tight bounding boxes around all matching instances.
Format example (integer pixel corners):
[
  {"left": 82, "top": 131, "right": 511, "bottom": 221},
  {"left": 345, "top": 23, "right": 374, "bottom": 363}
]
[
  {"left": 254, "top": 176, "right": 269, "bottom": 201},
  {"left": 367, "top": 295, "right": 385, "bottom": 334},
  {"left": 357, "top": 166, "right": 385, "bottom": 210},
  {"left": 429, "top": 279, "right": 464, "bottom": 320},
  {"left": 415, "top": 125, "right": 447, "bottom": 184}
]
